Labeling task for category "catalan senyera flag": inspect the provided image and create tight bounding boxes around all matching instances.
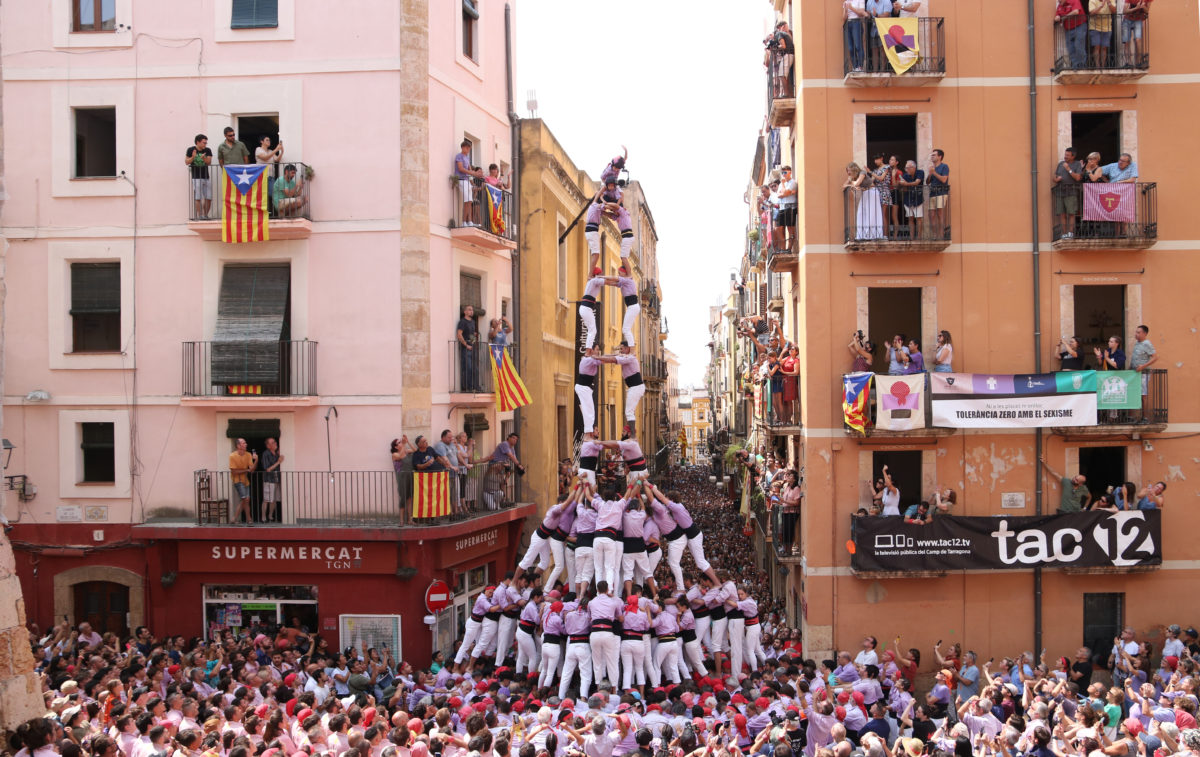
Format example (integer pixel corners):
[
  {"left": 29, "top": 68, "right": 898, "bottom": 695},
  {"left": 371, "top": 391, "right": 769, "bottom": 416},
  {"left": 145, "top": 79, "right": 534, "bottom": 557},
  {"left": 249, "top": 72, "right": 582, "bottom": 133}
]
[
  {"left": 222, "top": 164, "right": 270, "bottom": 243},
  {"left": 483, "top": 183, "right": 506, "bottom": 235},
  {"left": 413, "top": 470, "right": 451, "bottom": 518},
  {"left": 876, "top": 17, "right": 920, "bottom": 75},
  {"left": 842, "top": 372, "right": 874, "bottom": 435},
  {"left": 227, "top": 385, "right": 263, "bottom": 395},
  {"left": 491, "top": 345, "right": 531, "bottom": 412}
]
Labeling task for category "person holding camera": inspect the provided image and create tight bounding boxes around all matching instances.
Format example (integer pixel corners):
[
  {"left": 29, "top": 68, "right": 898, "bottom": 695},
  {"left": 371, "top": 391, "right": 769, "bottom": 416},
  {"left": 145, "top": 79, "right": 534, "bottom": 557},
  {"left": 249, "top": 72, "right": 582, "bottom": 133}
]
[{"left": 849, "top": 331, "right": 874, "bottom": 372}]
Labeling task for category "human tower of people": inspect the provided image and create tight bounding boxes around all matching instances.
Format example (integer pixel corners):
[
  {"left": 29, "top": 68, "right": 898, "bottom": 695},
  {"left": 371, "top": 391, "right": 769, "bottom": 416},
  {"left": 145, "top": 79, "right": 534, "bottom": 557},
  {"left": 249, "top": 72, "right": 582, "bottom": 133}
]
[{"left": 448, "top": 151, "right": 767, "bottom": 700}]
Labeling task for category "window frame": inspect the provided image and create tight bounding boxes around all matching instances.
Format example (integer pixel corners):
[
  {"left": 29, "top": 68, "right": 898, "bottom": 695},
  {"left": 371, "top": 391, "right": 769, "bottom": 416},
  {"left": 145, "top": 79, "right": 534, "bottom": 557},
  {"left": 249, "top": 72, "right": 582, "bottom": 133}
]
[
  {"left": 72, "top": 0, "right": 116, "bottom": 32},
  {"left": 79, "top": 422, "right": 117, "bottom": 484},
  {"left": 230, "top": 0, "right": 279, "bottom": 30},
  {"left": 72, "top": 106, "right": 118, "bottom": 180},
  {"left": 59, "top": 410, "right": 131, "bottom": 499},
  {"left": 69, "top": 261, "right": 122, "bottom": 354},
  {"left": 462, "top": 0, "right": 479, "bottom": 61}
]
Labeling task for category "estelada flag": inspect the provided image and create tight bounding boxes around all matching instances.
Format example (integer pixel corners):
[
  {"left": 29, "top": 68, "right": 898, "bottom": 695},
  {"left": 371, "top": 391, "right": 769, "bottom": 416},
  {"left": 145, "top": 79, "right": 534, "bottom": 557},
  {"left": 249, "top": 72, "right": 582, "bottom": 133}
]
[
  {"left": 842, "top": 372, "right": 874, "bottom": 435},
  {"left": 483, "top": 183, "right": 506, "bottom": 235},
  {"left": 876, "top": 18, "right": 920, "bottom": 75},
  {"left": 222, "top": 164, "right": 270, "bottom": 243},
  {"left": 413, "top": 470, "right": 451, "bottom": 518},
  {"left": 491, "top": 345, "right": 531, "bottom": 412}
]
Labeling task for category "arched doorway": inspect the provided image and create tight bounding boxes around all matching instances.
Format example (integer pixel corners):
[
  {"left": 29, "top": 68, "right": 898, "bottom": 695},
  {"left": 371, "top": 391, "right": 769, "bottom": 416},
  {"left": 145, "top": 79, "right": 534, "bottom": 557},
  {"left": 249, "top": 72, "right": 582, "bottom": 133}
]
[
  {"left": 53, "top": 565, "right": 144, "bottom": 632},
  {"left": 73, "top": 581, "right": 129, "bottom": 637}
]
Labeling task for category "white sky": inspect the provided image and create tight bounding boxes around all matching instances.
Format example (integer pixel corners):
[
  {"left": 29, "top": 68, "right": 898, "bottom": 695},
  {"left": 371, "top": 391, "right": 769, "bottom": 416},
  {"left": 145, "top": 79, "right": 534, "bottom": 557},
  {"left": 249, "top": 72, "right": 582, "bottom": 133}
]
[{"left": 515, "top": 1, "right": 773, "bottom": 386}]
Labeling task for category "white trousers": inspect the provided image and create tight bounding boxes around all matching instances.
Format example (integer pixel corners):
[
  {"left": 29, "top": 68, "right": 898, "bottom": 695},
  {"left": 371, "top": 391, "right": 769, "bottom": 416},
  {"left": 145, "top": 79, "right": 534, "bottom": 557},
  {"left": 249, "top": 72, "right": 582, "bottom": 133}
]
[
  {"left": 642, "top": 548, "right": 662, "bottom": 585},
  {"left": 518, "top": 531, "right": 552, "bottom": 571},
  {"left": 579, "top": 305, "right": 598, "bottom": 349},
  {"left": 675, "top": 638, "right": 691, "bottom": 681},
  {"left": 621, "top": 549, "right": 651, "bottom": 584},
  {"left": 644, "top": 634, "right": 659, "bottom": 687},
  {"left": 695, "top": 615, "right": 712, "bottom": 653},
  {"left": 666, "top": 537, "right": 689, "bottom": 591},
  {"left": 727, "top": 618, "right": 746, "bottom": 677},
  {"left": 684, "top": 636, "right": 708, "bottom": 676},
  {"left": 575, "top": 384, "right": 596, "bottom": 432},
  {"left": 625, "top": 383, "right": 645, "bottom": 421},
  {"left": 709, "top": 616, "right": 728, "bottom": 655},
  {"left": 496, "top": 616, "right": 518, "bottom": 664},
  {"left": 687, "top": 531, "right": 713, "bottom": 573},
  {"left": 472, "top": 618, "right": 499, "bottom": 657},
  {"left": 655, "top": 638, "right": 681, "bottom": 684},
  {"left": 590, "top": 631, "right": 621, "bottom": 686},
  {"left": 621, "top": 638, "right": 647, "bottom": 688},
  {"left": 456, "top": 618, "right": 482, "bottom": 664},
  {"left": 744, "top": 623, "right": 765, "bottom": 670},
  {"left": 593, "top": 536, "right": 621, "bottom": 591},
  {"left": 586, "top": 230, "right": 600, "bottom": 259},
  {"left": 622, "top": 303, "right": 642, "bottom": 347},
  {"left": 515, "top": 629, "right": 539, "bottom": 674},
  {"left": 559, "top": 642, "right": 593, "bottom": 700},
  {"left": 574, "top": 545, "right": 595, "bottom": 589},
  {"left": 538, "top": 640, "right": 562, "bottom": 689},
  {"left": 620, "top": 235, "right": 633, "bottom": 260},
  {"left": 545, "top": 538, "right": 568, "bottom": 591}
]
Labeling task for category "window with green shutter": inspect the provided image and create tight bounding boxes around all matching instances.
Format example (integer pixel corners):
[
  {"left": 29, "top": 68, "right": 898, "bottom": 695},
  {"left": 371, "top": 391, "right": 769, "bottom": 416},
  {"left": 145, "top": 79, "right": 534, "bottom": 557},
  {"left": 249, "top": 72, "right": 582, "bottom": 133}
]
[
  {"left": 231, "top": 0, "right": 278, "bottom": 29},
  {"left": 71, "top": 262, "right": 121, "bottom": 353}
]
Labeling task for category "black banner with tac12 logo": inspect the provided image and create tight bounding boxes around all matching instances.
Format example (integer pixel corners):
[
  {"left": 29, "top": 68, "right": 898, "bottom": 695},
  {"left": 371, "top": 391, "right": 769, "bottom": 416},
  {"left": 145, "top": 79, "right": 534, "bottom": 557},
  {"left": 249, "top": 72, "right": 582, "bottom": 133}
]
[{"left": 851, "top": 510, "right": 1161, "bottom": 572}]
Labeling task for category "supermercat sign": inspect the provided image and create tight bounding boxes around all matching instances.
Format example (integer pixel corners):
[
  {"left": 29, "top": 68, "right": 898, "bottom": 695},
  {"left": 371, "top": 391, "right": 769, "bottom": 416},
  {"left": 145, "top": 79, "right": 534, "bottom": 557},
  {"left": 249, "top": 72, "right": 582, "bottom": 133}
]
[
  {"left": 179, "top": 542, "right": 398, "bottom": 573},
  {"left": 851, "top": 511, "right": 1161, "bottom": 572}
]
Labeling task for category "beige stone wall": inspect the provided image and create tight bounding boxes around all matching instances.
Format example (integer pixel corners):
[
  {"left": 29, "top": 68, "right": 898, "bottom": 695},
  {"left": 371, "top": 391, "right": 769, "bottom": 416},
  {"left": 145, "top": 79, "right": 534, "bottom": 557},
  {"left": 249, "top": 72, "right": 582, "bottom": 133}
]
[{"left": 0, "top": 533, "right": 43, "bottom": 732}]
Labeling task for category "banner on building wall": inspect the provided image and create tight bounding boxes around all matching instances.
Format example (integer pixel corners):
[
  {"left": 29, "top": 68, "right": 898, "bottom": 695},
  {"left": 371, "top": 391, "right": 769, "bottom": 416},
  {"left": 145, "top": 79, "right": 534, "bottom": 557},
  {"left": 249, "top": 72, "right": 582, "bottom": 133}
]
[
  {"left": 875, "top": 374, "right": 925, "bottom": 430},
  {"left": 842, "top": 372, "right": 873, "bottom": 435},
  {"left": 930, "top": 372, "right": 1097, "bottom": 428},
  {"left": 875, "top": 18, "right": 920, "bottom": 75},
  {"left": 1083, "top": 183, "right": 1136, "bottom": 223},
  {"left": 851, "top": 510, "right": 1162, "bottom": 572},
  {"left": 1096, "top": 370, "right": 1142, "bottom": 410}
]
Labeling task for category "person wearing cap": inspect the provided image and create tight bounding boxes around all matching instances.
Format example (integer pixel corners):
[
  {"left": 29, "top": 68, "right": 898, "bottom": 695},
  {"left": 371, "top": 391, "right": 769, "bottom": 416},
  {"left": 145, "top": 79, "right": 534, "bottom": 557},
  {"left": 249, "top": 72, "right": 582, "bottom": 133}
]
[
  {"left": 589, "top": 581, "right": 624, "bottom": 689},
  {"left": 585, "top": 150, "right": 634, "bottom": 272},
  {"left": 454, "top": 584, "right": 496, "bottom": 673},
  {"left": 621, "top": 594, "right": 651, "bottom": 694},
  {"left": 560, "top": 596, "right": 594, "bottom": 700},
  {"left": 516, "top": 588, "right": 546, "bottom": 678},
  {"left": 594, "top": 344, "right": 644, "bottom": 437}
]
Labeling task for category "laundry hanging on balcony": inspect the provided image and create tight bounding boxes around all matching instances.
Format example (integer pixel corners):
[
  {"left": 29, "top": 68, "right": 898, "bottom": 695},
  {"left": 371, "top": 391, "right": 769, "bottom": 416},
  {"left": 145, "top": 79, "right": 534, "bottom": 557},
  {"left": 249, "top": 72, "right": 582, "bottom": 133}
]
[
  {"left": 490, "top": 345, "right": 531, "bottom": 413},
  {"left": 876, "top": 18, "right": 920, "bottom": 75},
  {"left": 222, "top": 164, "right": 270, "bottom": 243}
]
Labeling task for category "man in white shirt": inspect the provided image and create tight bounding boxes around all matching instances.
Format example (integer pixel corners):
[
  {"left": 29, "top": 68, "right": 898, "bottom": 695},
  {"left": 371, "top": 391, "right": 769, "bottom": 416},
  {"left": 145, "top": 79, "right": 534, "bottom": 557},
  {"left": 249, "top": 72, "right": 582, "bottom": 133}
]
[{"left": 855, "top": 637, "right": 879, "bottom": 667}]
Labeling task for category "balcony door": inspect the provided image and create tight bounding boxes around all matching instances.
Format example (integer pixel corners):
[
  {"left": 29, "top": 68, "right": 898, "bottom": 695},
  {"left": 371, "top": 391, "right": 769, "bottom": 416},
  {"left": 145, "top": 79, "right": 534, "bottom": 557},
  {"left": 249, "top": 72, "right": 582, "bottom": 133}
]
[
  {"left": 227, "top": 418, "right": 282, "bottom": 523},
  {"left": 1070, "top": 112, "right": 1121, "bottom": 169},
  {"left": 1078, "top": 446, "right": 1127, "bottom": 502},
  {"left": 872, "top": 450, "right": 921, "bottom": 511},
  {"left": 1072, "top": 285, "right": 1125, "bottom": 369},
  {"left": 74, "top": 581, "right": 129, "bottom": 637},
  {"left": 867, "top": 287, "right": 922, "bottom": 375}
]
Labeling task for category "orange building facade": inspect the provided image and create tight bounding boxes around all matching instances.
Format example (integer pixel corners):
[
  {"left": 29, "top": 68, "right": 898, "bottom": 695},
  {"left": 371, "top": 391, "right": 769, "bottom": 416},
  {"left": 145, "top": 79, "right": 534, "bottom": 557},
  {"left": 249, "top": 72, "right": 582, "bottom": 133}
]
[{"left": 735, "top": 1, "right": 1199, "bottom": 662}]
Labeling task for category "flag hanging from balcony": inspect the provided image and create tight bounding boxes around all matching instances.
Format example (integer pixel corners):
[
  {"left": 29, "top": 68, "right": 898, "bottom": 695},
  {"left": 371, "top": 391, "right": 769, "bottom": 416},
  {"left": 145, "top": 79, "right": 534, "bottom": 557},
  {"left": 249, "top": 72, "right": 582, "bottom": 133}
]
[
  {"left": 1082, "top": 183, "right": 1136, "bottom": 223},
  {"left": 483, "top": 183, "right": 506, "bottom": 235},
  {"left": 222, "top": 164, "right": 270, "bottom": 243},
  {"left": 413, "top": 471, "right": 451, "bottom": 519},
  {"left": 842, "top": 372, "right": 873, "bottom": 435},
  {"left": 227, "top": 385, "right": 263, "bottom": 395},
  {"left": 875, "top": 375, "right": 926, "bottom": 431},
  {"left": 875, "top": 18, "right": 920, "bottom": 75},
  {"left": 491, "top": 345, "right": 531, "bottom": 412}
]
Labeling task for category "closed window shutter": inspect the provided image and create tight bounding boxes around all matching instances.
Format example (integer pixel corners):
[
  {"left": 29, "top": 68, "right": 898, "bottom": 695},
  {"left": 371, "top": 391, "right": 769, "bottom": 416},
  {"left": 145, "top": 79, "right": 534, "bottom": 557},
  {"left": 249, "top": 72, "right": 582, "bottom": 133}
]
[
  {"left": 212, "top": 264, "right": 290, "bottom": 384},
  {"left": 460, "top": 272, "right": 484, "bottom": 315},
  {"left": 70, "top": 263, "right": 120, "bottom": 315},
  {"left": 231, "top": 0, "right": 278, "bottom": 29}
]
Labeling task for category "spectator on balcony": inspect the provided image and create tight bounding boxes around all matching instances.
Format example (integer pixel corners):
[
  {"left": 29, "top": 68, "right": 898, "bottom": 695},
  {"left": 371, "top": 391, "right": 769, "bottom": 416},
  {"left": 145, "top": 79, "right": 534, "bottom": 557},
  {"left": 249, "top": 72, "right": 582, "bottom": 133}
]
[
  {"left": 887, "top": 334, "right": 910, "bottom": 376},
  {"left": 1055, "top": 0, "right": 1087, "bottom": 69},
  {"left": 1095, "top": 335, "right": 1127, "bottom": 370},
  {"left": 229, "top": 437, "right": 258, "bottom": 524},
  {"left": 456, "top": 304, "right": 480, "bottom": 392},
  {"left": 1054, "top": 147, "right": 1084, "bottom": 239},
  {"left": 782, "top": 344, "right": 800, "bottom": 423},
  {"left": 779, "top": 469, "right": 802, "bottom": 555},
  {"left": 1083, "top": 152, "right": 1106, "bottom": 184},
  {"left": 410, "top": 435, "right": 446, "bottom": 474},
  {"left": 392, "top": 437, "right": 415, "bottom": 510},
  {"left": 1039, "top": 458, "right": 1091, "bottom": 513},
  {"left": 1113, "top": 480, "right": 1136, "bottom": 510},
  {"left": 1131, "top": 324, "right": 1158, "bottom": 422},
  {"left": 865, "top": 0, "right": 892, "bottom": 72},
  {"left": 455, "top": 140, "right": 483, "bottom": 227},
  {"left": 777, "top": 166, "right": 798, "bottom": 252},
  {"left": 896, "top": 160, "right": 925, "bottom": 240},
  {"left": 903, "top": 500, "right": 932, "bottom": 525},
  {"left": 766, "top": 176, "right": 783, "bottom": 251},
  {"left": 766, "top": 21, "right": 795, "bottom": 98},
  {"left": 1102, "top": 153, "right": 1138, "bottom": 183},
  {"left": 492, "top": 432, "right": 526, "bottom": 476},
  {"left": 849, "top": 331, "right": 874, "bottom": 372},
  {"left": 844, "top": 162, "right": 884, "bottom": 241},
  {"left": 484, "top": 163, "right": 509, "bottom": 190},
  {"left": 1089, "top": 0, "right": 1117, "bottom": 68},
  {"left": 871, "top": 155, "right": 895, "bottom": 238},
  {"left": 926, "top": 149, "right": 950, "bottom": 240},
  {"left": 893, "top": 0, "right": 921, "bottom": 15},
  {"left": 273, "top": 164, "right": 307, "bottom": 218},
  {"left": 488, "top": 316, "right": 512, "bottom": 348},
  {"left": 933, "top": 330, "right": 953, "bottom": 372},
  {"left": 260, "top": 437, "right": 283, "bottom": 524},
  {"left": 766, "top": 351, "right": 784, "bottom": 424},
  {"left": 843, "top": 0, "right": 869, "bottom": 72},
  {"left": 1122, "top": 0, "right": 1151, "bottom": 68},
  {"left": 256, "top": 135, "right": 284, "bottom": 206},
  {"left": 434, "top": 429, "right": 463, "bottom": 514},
  {"left": 879, "top": 465, "right": 901, "bottom": 516},
  {"left": 1056, "top": 335, "right": 1083, "bottom": 370},
  {"left": 185, "top": 133, "right": 213, "bottom": 219},
  {"left": 455, "top": 431, "right": 478, "bottom": 509},
  {"left": 905, "top": 337, "right": 925, "bottom": 374},
  {"left": 217, "top": 126, "right": 250, "bottom": 166}
]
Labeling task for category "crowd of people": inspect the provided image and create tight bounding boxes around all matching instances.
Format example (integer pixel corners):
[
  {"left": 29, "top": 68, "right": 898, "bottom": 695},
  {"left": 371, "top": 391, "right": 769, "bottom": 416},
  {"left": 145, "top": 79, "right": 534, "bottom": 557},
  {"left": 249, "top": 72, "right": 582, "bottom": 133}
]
[
  {"left": 1054, "top": 0, "right": 1152, "bottom": 71},
  {"left": 843, "top": 151, "right": 949, "bottom": 244}
]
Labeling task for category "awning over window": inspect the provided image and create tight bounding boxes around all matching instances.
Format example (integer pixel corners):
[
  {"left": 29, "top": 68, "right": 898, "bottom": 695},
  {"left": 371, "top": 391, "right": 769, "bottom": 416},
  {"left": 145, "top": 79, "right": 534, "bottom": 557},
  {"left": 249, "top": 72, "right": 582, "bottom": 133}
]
[{"left": 212, "top": 264, "right": 290, "bottom": 385}]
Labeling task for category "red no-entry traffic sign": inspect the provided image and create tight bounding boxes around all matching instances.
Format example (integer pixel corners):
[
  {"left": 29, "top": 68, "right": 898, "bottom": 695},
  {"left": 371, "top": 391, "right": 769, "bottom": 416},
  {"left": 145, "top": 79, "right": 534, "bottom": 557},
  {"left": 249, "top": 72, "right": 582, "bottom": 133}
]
[{"left": 425, "top": 580, "right": 451, "bottom": 613}]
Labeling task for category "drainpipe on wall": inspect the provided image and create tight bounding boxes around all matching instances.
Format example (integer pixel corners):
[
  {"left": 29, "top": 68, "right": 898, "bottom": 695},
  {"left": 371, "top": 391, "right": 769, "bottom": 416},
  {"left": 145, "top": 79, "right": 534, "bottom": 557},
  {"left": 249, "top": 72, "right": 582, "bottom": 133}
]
[
  {"left": 1027, "top": 0, "right": 1044, "bottom": 655},
  {"left": 504, "top": 3, "right": 524, "bottom": 502}
]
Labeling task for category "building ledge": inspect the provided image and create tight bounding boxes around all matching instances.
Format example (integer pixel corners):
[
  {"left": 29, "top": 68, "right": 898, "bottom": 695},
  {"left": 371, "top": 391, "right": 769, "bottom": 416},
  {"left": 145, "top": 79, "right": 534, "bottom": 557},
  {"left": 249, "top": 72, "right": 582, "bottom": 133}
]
[
  {"left": 852, "top": 569, "right": 949, "bottom": 579},
  {"left": 767, "top": 251, "right": 799, "bottom": 272},
  {"left": 1053, "top": 69, "right": 1148, "bottom": 85},
  {"left": 768, "top": 97, "right": 796, "bottom": 128},
  {"left": 843, "top": 71, "right": 946, "bottom": 88},
  {"left": 853, "top": 426, "right": 955, "bottom": 440},
  {"left": 449, "top": 391, "right": 496, "bottom": 405},
  {"left": 846, "top": 238, "right": 951, "bottom": 253},
  {"left": 762, "top": 422, "right": 803, "bottom": 435},
  {"left": 1051, "top": 422, "right": 1167, "bottom": 439},
  {"left": 768, "top": 296, "right": 784, "bottom": 312},
  {"left": 187, "top": 218, "right": 313, "bottom": 241},
  {"left": 180, "top": 395, "right": 320, "bottom": 408},
  {"left": 1051, "top": 236, "right": 1155, "bottom": 251},
  {"left": 449, "top": 225, "right": 517, "bottom": 252},
  {"left": 1061, "top": 564, "right": 1159, "bottom": 576}
]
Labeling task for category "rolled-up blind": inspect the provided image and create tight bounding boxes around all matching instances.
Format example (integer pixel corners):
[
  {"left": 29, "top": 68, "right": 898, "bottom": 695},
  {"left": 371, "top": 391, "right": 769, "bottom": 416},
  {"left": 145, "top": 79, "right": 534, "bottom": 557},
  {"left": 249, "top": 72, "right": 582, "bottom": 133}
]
[
  {"left": 212, "top": 265, "right": 290, "bottom": 384},
  {"left": 70, "top": 263, "right": 120, "bottom": 315}
]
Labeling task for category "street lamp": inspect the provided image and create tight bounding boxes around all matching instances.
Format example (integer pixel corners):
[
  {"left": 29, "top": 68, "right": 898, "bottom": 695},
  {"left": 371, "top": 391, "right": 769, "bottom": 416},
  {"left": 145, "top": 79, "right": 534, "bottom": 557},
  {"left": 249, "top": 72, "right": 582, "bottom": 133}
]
[{"left": 2, "top": 439, "right": 14, "bottom": 470}]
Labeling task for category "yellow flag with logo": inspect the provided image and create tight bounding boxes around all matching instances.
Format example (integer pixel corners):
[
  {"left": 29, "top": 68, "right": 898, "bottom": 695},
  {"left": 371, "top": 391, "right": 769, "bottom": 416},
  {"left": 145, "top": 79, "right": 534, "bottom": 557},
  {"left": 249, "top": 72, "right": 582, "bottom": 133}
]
[{"left": 875, "top": 17, "right": 920, "bottom": 75}]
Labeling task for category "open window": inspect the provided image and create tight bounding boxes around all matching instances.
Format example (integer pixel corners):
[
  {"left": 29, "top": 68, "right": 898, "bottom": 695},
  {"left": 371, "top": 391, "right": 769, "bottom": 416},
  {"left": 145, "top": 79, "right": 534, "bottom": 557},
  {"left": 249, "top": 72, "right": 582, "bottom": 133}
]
[
  {"left": 234, "top": 113, "right": 280, "bottom": 159},
  {"left": 80, "top": 422, "right": 116, "bottom": 483},
  {"left": 1078, "top": 446, "right": 1126, "bottom": 502},
  {"left": 1071, "top": 112, "right": 1121, "bottom": 167},
  {"left": 74, "top": 107, "right": 117, "bottom": 178},
  {"left": 866, "top": 115, "right": 917, "bottom": 169},
  {"left": 1071, "top": 284, "right": 1125, "bottom": 369},
  {"left": 872, "top": 450, "right": 921, "bottom": 511}
]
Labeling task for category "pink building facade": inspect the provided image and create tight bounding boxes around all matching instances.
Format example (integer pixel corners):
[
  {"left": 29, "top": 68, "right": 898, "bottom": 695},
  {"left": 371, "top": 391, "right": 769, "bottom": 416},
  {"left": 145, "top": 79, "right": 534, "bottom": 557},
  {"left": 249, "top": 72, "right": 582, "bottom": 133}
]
[{"left": 0, "top": 0, "right": 529, "bottom": 663}]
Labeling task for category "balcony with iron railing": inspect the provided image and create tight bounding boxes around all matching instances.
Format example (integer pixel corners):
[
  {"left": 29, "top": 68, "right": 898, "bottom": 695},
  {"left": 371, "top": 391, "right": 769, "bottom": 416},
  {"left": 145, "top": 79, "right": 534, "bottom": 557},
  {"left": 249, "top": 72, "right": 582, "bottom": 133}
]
[
  {"left": 756, "top": 373, "right": 802, "bottom": 433},
  {"left": 447, "top": 341, "right": 520, "bottom": 399},
  {"left": 640, "top": 279, "right": 661, "bottom": 314},
  {"left": 1051, "top": 182, "right": 1156, "bottom": 250},
  {"left": 187, "top": 163, "right": 313, "bottom": 240},
  {"left": 643, "top": 355, "right": 667, "bottom": 384},
  {"left": 188, "top": 461, "right": 528, "bottom": 527},
  {"left": 182, "top": 340, "right": 318, "bottom": 406},
  {"left": 449, "top": 178, "right": 517, "bottom": 251},
  {"left": 844, "top": 185, "right": 951, "bottom": 252},
  {"left": 766, "top": 272, "right": 786, "bottom": 312},
  {"left": 1052, "top": 13, "right": 1149, "bottom": 84},
  {"left": 842, "top": 16, "right": 946, "bottom": 86},
  {"left": 766, "top": 47, "right": 796, "bottom": 128}
]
